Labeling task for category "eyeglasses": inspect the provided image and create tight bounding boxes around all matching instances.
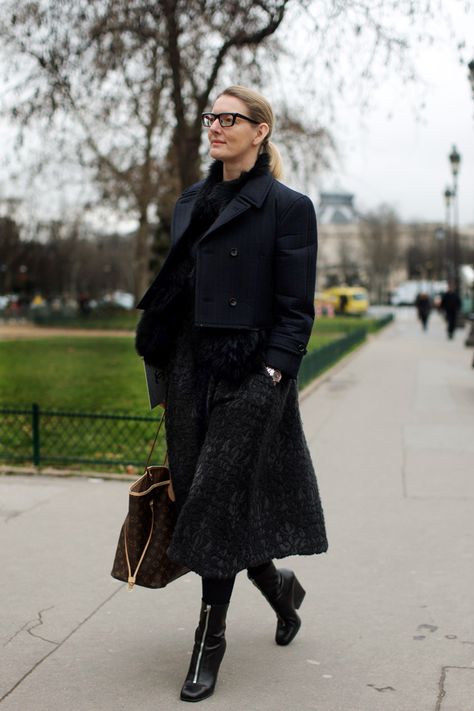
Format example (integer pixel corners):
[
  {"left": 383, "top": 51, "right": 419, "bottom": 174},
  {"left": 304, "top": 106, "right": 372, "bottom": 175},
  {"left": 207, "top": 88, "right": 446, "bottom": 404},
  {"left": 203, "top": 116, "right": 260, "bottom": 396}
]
[{"left": 201, "top": 112, "right": 259, "bottom": 128}]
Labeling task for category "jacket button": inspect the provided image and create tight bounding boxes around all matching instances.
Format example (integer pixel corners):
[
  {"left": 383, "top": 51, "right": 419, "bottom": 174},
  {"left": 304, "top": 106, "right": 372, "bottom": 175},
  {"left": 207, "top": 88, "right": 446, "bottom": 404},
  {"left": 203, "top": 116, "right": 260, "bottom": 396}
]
[
  {"left": 229, "top": 297, "right": 237, "bottom": 307},
  {"left": 298, "top": 343, "right": 306, "bottom": 352},
  {"left": 230, "top": 248, "right": 238, "bottom": 257}
]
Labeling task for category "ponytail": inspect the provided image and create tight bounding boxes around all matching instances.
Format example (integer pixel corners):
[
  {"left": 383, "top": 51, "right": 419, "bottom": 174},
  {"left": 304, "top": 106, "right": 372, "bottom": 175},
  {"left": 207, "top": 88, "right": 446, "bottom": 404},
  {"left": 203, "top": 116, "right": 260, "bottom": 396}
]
[{"left": 264, "top": 140, "right": 283, "bottom": 180}]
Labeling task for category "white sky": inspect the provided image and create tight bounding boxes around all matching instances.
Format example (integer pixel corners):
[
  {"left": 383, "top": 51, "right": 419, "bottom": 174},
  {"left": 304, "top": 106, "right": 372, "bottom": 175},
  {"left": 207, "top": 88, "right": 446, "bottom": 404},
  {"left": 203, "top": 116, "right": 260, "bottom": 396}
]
[{"left": 327, "top": 17, "right": 474, "bottom": 226}]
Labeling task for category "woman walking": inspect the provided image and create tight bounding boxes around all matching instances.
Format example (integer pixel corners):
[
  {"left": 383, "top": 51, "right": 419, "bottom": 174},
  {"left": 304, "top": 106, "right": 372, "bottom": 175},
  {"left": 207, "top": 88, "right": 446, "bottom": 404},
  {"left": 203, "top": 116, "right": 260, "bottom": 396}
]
[
  {"left": 415, "top": 292, "right": 432, "bottom": 331},
  {"left": 135, "top": 85, "right": 327, "bottom": 702}
]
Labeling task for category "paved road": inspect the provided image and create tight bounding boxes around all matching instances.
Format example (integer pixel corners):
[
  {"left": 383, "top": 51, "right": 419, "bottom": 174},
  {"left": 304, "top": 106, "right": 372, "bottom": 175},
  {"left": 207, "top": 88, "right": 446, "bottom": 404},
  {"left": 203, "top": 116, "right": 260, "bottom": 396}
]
[{"left": 1, "top": 308, "right": 473, "bottom": 711}]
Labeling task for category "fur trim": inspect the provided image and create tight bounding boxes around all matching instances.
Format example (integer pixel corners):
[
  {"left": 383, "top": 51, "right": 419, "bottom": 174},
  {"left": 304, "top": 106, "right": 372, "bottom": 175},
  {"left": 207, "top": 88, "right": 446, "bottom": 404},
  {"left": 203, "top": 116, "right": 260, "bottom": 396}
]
[
  {"left": 191, "top": 326, "right": 270, "bottom": 383},
  {"left": 191, "top": 153, "right": 270, "bottom": 231},
  {"left": 135, "top": 307, "right": 175, "bottom": 369},
  {"left": 134, "top": 257, "right": 194, "bottom": 368},
  {"left": 136, "top": 292, "right": 270, "bottom": 382}
]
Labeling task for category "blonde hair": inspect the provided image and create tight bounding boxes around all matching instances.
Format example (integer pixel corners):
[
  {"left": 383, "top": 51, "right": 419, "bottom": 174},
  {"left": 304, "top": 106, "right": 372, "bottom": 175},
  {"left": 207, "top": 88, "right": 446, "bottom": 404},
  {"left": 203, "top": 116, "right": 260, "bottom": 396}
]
[{"left": 216, "top": 85, "right": 283, "bottom": 180}]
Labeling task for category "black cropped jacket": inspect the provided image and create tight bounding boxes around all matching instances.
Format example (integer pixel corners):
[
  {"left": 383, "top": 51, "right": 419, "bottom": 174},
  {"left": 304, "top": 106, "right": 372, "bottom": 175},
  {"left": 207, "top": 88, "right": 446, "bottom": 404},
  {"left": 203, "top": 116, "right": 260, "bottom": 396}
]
[{"left": 135, "top": 162, "right": 317, "bottom": 380}]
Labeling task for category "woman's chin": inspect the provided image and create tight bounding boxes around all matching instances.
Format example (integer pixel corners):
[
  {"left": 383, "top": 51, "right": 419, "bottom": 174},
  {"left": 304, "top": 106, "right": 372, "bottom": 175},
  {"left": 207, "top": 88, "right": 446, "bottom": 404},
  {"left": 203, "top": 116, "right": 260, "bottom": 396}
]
[{"left": 209, "top": 146, "right": 227, "bottom": 160}]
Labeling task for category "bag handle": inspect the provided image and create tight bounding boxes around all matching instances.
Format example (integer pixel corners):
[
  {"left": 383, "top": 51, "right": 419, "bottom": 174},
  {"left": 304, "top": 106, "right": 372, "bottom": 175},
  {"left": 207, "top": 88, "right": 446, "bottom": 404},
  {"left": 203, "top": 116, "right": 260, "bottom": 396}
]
[
  {"left": 124, "top": 502, "right": 155, "bottom": 590},
  {"left": 143, "top": 410, "right": 175, "bottom": 500},
  {"left": 143, "top": 409, "right": 167, "bottom": 473}
]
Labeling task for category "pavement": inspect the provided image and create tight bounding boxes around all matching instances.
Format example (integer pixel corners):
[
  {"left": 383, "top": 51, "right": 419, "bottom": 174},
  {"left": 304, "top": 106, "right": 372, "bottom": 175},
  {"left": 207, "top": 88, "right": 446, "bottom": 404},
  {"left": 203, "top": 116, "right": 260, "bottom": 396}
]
[{"left": 1, "top": 308, "right": 473, "bottom": 711}]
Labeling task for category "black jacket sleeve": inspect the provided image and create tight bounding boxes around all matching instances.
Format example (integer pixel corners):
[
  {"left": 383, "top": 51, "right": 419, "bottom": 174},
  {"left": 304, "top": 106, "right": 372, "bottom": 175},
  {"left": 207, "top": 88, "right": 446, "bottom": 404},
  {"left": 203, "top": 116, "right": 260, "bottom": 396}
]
[{"left": 264, "top": 195, "right": 317, "bottom": 378}]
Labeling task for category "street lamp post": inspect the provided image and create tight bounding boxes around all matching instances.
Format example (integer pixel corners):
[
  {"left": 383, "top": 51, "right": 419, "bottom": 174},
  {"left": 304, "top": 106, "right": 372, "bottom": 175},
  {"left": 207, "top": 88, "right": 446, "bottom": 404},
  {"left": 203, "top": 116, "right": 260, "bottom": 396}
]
[
  {"left": 434, "top": 227, "right": 445, "bottom": 281},
  {"left": 468, "top": 59, "right": 474, "bottom": 102},
  {"left": 443, "top": 187, "right": 453, "bottom": 282},
  {"left": 448, "top": 145, "right": 461, "bottom": 294}
]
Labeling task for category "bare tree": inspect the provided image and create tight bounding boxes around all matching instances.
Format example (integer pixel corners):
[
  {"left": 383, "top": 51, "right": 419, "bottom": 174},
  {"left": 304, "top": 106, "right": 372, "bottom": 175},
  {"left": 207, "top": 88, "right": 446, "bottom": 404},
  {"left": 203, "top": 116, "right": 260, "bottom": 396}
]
[
  {"left": 0, "top": 216, "right": 22, "bottom": 293},
  {"left": 0, "top": 0, "right": 464, "bottom": 298},
  {"left": 0, "top": 213, "right": 135, "bottom": 301},
  {"left": 1, "top": 0, "right": 299, "bottom": 298},
  {"left": 360, "top": 205, "right": 402, "bottom": 303},
  {"left": 336, "top": 240, "right": 360, "bottom": 286}
]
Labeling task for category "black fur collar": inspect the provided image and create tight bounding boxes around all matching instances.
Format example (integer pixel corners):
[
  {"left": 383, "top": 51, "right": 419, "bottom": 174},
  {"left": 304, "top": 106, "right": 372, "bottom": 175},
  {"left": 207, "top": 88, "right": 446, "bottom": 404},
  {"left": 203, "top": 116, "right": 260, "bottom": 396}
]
[{"left": 191, "top": 153, "right": 270, "bottom": 232}]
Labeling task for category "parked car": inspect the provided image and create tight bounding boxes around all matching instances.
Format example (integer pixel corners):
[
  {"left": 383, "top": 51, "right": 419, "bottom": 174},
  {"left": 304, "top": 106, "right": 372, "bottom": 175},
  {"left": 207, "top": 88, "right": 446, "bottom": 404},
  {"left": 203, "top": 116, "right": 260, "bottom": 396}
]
[{"left": 100, "top": 291, "right": 135, "bottom": 310}]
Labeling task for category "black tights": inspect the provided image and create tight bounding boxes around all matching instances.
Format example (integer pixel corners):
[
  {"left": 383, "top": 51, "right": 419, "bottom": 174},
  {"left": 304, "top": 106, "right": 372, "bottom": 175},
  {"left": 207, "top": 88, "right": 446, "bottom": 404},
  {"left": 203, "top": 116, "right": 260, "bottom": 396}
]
[{"left": 201, "top": 561, "right": 272, "bottom": 605}]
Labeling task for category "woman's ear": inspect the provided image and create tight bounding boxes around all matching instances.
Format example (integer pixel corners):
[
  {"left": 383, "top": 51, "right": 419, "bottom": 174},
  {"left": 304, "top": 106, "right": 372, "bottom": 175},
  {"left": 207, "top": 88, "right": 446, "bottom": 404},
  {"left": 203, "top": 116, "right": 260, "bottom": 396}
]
[{"left": 253, "top": 123, "right": 270, "bottom": 147}]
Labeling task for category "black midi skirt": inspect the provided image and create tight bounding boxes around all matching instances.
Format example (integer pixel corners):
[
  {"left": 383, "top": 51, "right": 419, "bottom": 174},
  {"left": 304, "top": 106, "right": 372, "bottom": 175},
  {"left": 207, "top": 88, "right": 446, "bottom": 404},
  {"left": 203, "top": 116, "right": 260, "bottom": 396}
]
[{"left": 164, "top": 298, "right": 328, "bottom": 579}]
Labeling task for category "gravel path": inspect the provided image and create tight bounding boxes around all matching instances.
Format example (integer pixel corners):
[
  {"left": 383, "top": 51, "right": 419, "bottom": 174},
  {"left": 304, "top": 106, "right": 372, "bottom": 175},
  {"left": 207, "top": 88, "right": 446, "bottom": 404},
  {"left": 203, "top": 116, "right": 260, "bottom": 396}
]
[{"left": 0, "top": 323, "right": 134, "bottom": 339}]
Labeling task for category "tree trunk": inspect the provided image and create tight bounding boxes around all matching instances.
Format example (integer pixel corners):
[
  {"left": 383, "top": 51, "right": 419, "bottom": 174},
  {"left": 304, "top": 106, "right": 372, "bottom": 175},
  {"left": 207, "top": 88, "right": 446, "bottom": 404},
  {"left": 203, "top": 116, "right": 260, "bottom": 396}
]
[{"left": 134, "top": 215, "right": 151, "bottom": 303}]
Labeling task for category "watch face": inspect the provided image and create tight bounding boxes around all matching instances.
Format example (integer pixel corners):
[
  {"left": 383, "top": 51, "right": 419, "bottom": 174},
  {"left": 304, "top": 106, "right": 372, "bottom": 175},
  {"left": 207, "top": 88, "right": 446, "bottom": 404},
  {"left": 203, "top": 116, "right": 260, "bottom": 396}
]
[{"left": 265, "top": 366, "right": 282, "bottom": 383}]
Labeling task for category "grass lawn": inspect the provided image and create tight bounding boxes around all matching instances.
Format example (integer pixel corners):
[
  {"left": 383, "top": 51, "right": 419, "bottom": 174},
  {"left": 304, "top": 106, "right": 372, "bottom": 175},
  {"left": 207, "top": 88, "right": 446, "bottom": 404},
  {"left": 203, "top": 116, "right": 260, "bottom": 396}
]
[
  {"left": 0, "top": 336, "right": 146, "bottom": 412},
  {"left": 29, "top": 309, "right": 380, "bottom": 334},
  {"left": 32, "top": 310, "right": 140, "bottom": 330},
  {"left": 0, "top": 331, "right": 339, "bottom": 472},
  {"left": 313, "top": 315, "right": 383, "bottom": 333},
  {"left": 0, "top": 314, "right": 389, "bottom": 471},
  {"left": 0, "top": 315, "right": 384, "bottom": 410},
  {"left": 0, "top": 336, "right": 165, "bottom": 471}
]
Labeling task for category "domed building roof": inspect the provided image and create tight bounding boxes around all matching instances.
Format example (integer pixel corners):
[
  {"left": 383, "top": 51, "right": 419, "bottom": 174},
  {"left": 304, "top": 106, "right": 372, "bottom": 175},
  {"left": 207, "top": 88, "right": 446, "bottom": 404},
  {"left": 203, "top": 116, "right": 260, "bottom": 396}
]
[{"left": 318, "top": 189, "right": 359, "bottom": 225}]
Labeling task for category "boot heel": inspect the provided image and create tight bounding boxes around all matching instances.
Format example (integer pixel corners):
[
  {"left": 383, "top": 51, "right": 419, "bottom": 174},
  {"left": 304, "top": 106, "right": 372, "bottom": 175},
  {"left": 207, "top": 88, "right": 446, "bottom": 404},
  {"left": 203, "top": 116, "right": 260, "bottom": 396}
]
[{"left": 292, "top": 576, "right": 306, "bottom": 609}]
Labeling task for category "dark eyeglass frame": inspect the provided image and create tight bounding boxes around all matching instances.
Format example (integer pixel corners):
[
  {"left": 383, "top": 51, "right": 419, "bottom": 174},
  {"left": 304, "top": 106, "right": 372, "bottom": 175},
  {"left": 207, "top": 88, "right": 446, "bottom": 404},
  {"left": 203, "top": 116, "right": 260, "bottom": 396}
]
[{"left": 201, "top": 112, "right": 260, "bottom": 128}]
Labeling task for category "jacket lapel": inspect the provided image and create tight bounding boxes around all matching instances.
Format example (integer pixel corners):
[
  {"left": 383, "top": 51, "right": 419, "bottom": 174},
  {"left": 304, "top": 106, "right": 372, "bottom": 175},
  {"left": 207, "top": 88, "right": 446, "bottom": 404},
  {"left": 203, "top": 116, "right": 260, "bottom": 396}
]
[
  {"left": 136, "top": 168, "right": 274, "bottom": 310},
  {"left": 199, "top": 170, "right": 274, "bottom": 243},
  {"left": 171, "top": 189, "right": 201, "bottom": 247},
  {"left": 171, "top": 167, "right": 274, "bottom": 251}
]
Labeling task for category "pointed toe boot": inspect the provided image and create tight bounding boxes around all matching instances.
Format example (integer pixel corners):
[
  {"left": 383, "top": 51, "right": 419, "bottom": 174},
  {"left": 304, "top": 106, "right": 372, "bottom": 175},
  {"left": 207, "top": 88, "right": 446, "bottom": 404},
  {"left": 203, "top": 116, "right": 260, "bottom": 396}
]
[
  {"left": 248, "top": 563, "right": 306, "bottom": 646},
  {"left": 180, "top": 602, "right": 228, "bottom": 702}
]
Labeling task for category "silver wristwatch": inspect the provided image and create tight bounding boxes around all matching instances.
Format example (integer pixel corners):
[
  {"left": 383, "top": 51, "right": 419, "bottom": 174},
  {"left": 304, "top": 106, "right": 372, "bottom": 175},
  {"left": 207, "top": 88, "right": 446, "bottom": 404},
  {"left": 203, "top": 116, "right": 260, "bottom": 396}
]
[{"left": 265, "top": 365, "right": 282, "bottom": 383}]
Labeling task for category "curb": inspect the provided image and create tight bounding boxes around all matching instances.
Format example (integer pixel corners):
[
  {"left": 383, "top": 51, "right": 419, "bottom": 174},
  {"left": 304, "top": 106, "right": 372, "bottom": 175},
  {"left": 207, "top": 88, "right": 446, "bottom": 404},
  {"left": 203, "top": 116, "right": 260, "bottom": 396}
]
[{"left": 0, "top": 464, "right": 136, "bottom": 482}]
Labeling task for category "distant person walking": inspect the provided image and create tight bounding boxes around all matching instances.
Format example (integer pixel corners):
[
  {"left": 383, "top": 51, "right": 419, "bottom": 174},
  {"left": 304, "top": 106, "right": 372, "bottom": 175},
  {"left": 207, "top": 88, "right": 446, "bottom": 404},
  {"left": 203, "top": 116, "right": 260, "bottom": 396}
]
[
  {"left": 440, "top": 283, "right": 461, "bottom": 339},
  {"left": 415, "top": 292, "right": 432, "bottom": 331},
  {"left": 134, "top": 85, "right": 327, "bottom": 703},
  {"left": 440, "top": 284, "right": 461, "bottom": 339}
]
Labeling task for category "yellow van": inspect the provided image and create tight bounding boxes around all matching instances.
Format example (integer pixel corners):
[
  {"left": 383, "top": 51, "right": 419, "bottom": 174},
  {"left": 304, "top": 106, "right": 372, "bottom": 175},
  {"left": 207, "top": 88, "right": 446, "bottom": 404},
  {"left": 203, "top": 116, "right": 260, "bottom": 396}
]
[{"left": 321, "top": 287, "right": 369, "bottom": 315}]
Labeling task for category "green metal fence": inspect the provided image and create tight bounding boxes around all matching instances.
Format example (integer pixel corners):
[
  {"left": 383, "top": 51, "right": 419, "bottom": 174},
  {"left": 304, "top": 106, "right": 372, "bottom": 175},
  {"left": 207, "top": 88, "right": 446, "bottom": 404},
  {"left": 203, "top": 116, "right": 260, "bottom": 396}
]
[
  {"left": 0, "top": 404, "right": 164, "bottom": 470},
  {"left": 298, "top": 327, "right": 367, "bottom": 389},
  {"left": 370, "top": 313, "right": 394, "bottom": 332}
]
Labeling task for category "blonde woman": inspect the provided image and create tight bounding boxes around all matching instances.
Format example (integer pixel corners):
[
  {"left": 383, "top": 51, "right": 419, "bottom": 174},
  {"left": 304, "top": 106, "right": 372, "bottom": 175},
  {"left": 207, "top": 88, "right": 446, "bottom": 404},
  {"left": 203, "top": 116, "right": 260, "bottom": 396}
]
[{"left": 135, "top": 85, "right": 327, "bottom": 702}]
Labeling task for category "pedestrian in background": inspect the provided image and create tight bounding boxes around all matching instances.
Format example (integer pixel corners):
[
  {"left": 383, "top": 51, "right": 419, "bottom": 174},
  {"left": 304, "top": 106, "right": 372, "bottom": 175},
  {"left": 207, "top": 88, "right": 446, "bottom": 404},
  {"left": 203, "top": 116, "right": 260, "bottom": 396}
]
[
  {"left": 134, "top": 85, "right": 327, "bottom": 702},
  {"left": 415, "top": 292, "right": 432, "bottom": 331},
  {"left": 440, "top": 283, "right": 461, "bottom": 339}
]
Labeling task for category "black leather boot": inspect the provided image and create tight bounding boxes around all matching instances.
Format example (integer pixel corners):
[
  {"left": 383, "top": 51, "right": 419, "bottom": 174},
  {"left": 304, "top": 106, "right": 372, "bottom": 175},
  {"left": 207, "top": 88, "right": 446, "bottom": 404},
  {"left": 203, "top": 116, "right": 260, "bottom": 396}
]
[
  {"left": 248, "top": 563, "right": 306, "bottom": 646},
  {"left": 180, "top": 601, "right": 228, "bottom": 702}
]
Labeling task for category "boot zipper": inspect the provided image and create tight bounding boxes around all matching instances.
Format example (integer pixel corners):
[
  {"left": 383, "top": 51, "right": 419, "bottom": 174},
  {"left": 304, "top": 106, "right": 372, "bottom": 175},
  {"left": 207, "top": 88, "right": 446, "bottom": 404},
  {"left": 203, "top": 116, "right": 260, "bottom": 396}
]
[{"left": 193, "top": 604, "right": 211, "bottom": 684}]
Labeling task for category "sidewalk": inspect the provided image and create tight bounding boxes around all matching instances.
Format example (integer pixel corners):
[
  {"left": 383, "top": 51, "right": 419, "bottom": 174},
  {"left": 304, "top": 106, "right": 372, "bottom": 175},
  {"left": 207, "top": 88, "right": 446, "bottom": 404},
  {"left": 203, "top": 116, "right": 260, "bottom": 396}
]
[{"left": 1, "top": 309, "right": 473, "bottom": 711}]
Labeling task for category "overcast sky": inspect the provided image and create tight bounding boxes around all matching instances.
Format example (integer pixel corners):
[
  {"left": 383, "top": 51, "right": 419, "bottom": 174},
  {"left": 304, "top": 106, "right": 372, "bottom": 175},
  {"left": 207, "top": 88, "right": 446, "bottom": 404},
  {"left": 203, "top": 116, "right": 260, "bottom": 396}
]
[{"left": 327, "top": 16, "right": 474, "bottom": 226}]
